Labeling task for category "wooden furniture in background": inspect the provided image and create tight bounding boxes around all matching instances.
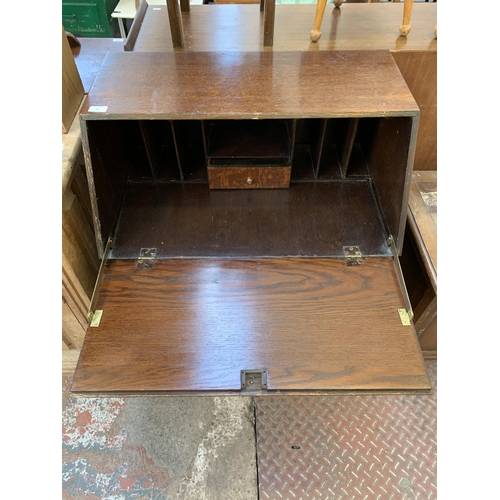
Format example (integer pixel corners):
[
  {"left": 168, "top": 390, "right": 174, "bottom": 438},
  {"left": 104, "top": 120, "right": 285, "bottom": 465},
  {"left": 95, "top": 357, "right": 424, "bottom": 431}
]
[
  {"left": 126, "top": 3, "right": 436, "bottom": 171},
  {"left": 62, "top": 112, "right": 99, "bottom": 354},
  {"left": 71, "top": 37, "right": 125, "bottom": 91},
  {"left": 62, "top": 26, "right": 84, "bottom": 133},
  {"left": 401, "top": 171, "right": 436, "bottom": 358},
  {"left": 399, "top": 0, "right": 414, "bottom": 35},
  {"left": 311, "top": 0, "right": 420, "bottom": 42},
  {"left": 72, "top": 50, "right": 430, "bottom": 395},
  {"left": 126, "top": 0, "right": 276, "bottom": 47},
  {"left": 112, "top": 0, "right": 137, "bottom": 37}
]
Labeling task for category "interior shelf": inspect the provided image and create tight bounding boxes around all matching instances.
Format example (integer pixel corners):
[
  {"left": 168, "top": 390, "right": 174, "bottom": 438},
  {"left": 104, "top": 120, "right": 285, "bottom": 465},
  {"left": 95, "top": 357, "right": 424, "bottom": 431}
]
[
  {"left": 205, "top": 119, "right": 293, "bottom": 161},
  {"left": 110, "top": 181, "right": 391, "bottom": 259}
]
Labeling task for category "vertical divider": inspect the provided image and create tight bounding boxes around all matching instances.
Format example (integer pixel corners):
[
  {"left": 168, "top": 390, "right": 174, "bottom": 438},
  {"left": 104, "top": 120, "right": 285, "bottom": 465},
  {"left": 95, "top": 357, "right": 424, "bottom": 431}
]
[
  {"left": 138, "top": 121, "right": 160, "bottom": 201},
  {"left": 139, "top": 121, "right": 160, "bottom": 182},
  {"left": 171, "top": 121, "right": 185, "bottom": 181},
  {"left": 289, "top": 119, "right": 297, "bottom": 165},
  {"left": 201, "top": 120, "right": 210, "bottom": 167},
  {"left": 339, "top": 118, "right": 359, "bottom": 178},
  {"left": 313, "top": 118, "right": 327, "bottom": 179}
]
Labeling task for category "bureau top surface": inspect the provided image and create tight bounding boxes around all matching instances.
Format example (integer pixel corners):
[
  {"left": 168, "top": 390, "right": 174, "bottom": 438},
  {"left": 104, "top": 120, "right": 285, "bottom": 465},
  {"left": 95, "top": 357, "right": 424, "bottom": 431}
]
[{"left": 81, "top": 50, "right": 419, "bottom": 120}]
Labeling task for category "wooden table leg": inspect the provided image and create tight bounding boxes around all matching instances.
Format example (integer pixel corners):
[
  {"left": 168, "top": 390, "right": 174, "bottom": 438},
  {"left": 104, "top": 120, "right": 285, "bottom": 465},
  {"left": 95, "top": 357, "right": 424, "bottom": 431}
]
[
  {"left": 310, "top": 0, "right": 327, "bottom": 42},
  {"left": 180, "top": 0, "right": 190, "bottom": 13},
  {"left": 166, "top": 0, "right": 185, "bottom": 48},
  {"left": 399, "top": 0, "right": 414, "bottom": 36},
  {"left": 260, "top": 0, "right": 264, "bottom": 13},
  {"left": 263, "top": 0, "right": 275, "bottom": 46}
]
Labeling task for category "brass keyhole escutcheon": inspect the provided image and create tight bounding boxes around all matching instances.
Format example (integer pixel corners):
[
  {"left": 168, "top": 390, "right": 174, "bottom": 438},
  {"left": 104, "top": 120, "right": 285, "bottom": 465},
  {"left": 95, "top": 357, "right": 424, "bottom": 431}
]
[{"left": 247, "top": 178, "right": 253, "bottom": 185}]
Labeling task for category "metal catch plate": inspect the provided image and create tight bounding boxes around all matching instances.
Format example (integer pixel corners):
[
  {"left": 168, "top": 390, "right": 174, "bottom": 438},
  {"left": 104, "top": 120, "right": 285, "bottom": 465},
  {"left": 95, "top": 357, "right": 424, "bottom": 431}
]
[
  {"left": 137, "top": 248, "right": 157, "bottom": 269},
  {"left": 343, "top": 246, "right": 362, "bottom": 266},
  {"left": 241, "top": 369, "right": 268, "bottom": 392}
]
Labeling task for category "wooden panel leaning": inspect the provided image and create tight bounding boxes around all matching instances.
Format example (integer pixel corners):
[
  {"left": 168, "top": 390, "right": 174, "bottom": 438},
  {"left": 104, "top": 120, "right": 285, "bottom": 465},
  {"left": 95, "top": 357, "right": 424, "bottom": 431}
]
[{"left": 62, "top": 26, "right": 84, "bottom": 133}]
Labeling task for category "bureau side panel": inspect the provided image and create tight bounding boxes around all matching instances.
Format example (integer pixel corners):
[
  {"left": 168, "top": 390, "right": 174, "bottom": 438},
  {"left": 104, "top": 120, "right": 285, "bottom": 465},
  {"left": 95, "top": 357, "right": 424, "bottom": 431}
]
[
  {"left": 362, "top": 115, "right": 417, "bottom": 253},
  {"left": 81, "top": 119, "right": 134, "bottom": 257}
]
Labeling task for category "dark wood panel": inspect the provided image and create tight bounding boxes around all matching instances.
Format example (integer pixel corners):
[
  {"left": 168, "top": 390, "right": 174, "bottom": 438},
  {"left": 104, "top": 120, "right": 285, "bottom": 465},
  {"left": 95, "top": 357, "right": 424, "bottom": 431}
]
[
  {"left": 132, "top": 4, "right": 436, "bottom": 53},
  {"left": 72, "top": 38, "right": 125, "bottom": 93},
  {"left": 359, "top": 116, "right": 416, "bottom": 253},
  {"left": 81, "top": 51, "right": 418, "bottom": 120},
  {"left": 208, "top": 166, "right": 291, "bottom": 189},
  {"left": 110, "top": 181, "right": 391, "bottom": 259},
  {"left": 72, "top": 258, "right": 430, "bottom": 393},
  {"left": 81, "top": 120, "right": 135, "bottom": 257},
  {"left": 418, "top": 314, "right": 437, "bottom": 353},
  {"left": 392, "top": 51, "right": 437, "bottom": 171},
  {"left": 207, "top": 120, "right": 292, "bottom": 159}
]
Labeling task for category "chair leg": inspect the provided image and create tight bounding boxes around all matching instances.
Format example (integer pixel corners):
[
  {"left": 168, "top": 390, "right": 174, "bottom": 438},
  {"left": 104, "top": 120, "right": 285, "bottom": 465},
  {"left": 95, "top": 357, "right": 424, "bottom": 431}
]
[
  {"left": 260, "top": 0, "right": 264, "bottom": 13},
  {"left": 333, "top": 0, "right": 342, "bottom": 7},
  {"left": 180, "top": 0, "right": 190, "bottom": 12},
  {"left": 166, "top": 0, "right": 185, "bottom": 47},
  {"left": 310, "top": 0, "right": 327, "bottom": 42},
  {"left": 118, "top": 18, "right": 126, "bottom": 39},
  {"left": 263, "top": 0, "right": 275, "bottom": 46},
  {"left": 399, "top": 0, "right": 414, "bottom": 36}
]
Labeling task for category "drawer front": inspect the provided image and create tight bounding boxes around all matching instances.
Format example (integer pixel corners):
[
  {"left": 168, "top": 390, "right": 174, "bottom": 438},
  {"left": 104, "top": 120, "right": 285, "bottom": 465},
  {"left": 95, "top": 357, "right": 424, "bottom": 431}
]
[{"left": 208, "top": 166, "right": 291, "bottom": 189}]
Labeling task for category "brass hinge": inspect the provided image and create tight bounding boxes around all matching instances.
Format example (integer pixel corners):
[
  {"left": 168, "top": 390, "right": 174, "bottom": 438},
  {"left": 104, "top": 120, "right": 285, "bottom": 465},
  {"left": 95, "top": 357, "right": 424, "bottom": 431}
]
[
  {"left": 137, "top": 248, "right": 157, "bottom": 269},
  {"left": 89, "top": 310, "right": 103, "bottom": 328},
  {"left": 87, "top": 237, "right": 113, "bottom": 328},
  {"left": 343, "top": 246, "right": 362, "bottom": 266},
  {"left": 241, "top": 369, "right": 268, "bottom": 393},
  {"left": 388, "top": 235, "right": 414, "bottom": 325},
  {"left": 398, "top": 308, "right": 412, "bottom": 326}
]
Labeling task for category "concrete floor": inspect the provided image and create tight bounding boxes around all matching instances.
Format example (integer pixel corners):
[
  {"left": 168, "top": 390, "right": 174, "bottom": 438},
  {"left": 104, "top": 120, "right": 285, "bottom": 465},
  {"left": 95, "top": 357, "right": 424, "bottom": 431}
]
[
  {"left": 62, "top": 360, "right": 436, "bottom": 499},
  {"left": 62, "top": 379, "right": 258, "bottom": 499}
]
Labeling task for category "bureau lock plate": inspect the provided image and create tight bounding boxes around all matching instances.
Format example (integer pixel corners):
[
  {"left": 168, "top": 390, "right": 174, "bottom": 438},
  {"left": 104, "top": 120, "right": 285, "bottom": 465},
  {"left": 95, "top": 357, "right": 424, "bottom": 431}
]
[{"left": 241, "top": 369, "right": 268, "bottom": 393}]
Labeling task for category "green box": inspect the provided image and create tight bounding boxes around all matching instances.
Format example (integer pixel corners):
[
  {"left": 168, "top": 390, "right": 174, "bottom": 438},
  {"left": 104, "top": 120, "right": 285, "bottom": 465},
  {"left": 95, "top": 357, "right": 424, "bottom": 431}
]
[{"left": 62, "top": 0, "right": 119, "bottom": 37}]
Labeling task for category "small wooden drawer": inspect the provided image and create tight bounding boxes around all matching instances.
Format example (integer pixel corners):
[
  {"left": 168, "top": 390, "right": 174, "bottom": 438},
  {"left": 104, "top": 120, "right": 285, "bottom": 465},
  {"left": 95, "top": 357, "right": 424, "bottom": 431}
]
[{"left": 208, "top": 166, "right": 291, "bottom": 189}]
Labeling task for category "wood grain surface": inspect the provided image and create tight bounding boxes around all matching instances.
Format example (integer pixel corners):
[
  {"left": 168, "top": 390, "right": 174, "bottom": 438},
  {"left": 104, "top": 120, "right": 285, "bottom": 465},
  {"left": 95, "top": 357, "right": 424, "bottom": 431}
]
[
  {"left": 110, "top": 181, "right": 391, "bottom": 259},
  {"left": 72, "top": 38, "right": 125, "bottom": 92},
  {"left": 81, "top": 51, "right": 418, "bottom": 120},
  {"left": 131, "top": 3, "right": 436, "bottom": 53},
  {"left": 62, "top": 26, "right": 84, "bottom": 133},
  {"left": 358, "top": 116, "right": 416, "bottom": 253},
  {"left": 208, "top": 166, "right": 291, "bottom": 189},
  {"left": 392, "top": 51, "right": 436, "bottom": 170},
  {"left": 72, "top": 258, "right": 430, "bottom": 393}
]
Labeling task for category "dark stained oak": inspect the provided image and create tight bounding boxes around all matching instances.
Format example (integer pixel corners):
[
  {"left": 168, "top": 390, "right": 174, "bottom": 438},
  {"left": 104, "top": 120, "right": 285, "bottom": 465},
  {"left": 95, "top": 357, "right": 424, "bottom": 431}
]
[
  {"left": 110, "top": 181, "right": 391, "bottom": 259},
  {"left": 208, "top": 166, "right": 291, "bottom": 189},
  {"left": 72, "top": 258, "right": 430, "bottom": 393},
  {"left": 72, "top": 38, "right": 125, "bottom": 93},
  {"left": 80, "top": 51, "right": 419, "bottom": 120},
  {"left": 392, "top": 51, "right": 436, "bottom": 170},
  {"left": 131, "top": 3, "right": 437, "bottom": 53}
]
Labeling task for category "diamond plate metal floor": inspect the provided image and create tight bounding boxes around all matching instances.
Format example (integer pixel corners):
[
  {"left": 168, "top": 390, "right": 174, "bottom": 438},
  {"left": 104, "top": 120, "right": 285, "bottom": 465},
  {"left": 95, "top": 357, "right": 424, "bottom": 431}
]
[{"left": 255, "top": 360, "right": 437, "bottom": 500}]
